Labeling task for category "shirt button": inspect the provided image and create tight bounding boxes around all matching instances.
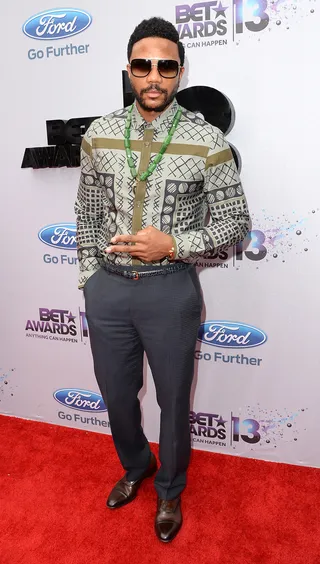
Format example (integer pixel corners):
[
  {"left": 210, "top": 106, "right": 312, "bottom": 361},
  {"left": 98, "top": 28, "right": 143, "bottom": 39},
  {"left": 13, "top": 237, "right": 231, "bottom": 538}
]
[
  {"left": 144, "top": 141, "right": 150, "bottom": 147},
  {"left": 136, "top": 201, "right": 141, "bottom": 207}
]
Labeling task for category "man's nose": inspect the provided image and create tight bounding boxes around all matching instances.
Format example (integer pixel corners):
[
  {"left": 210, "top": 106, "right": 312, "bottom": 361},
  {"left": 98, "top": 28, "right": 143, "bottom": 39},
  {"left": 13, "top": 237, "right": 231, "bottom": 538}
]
[{"left": 147, "top": 63, "right": 162, "bottom": 82}]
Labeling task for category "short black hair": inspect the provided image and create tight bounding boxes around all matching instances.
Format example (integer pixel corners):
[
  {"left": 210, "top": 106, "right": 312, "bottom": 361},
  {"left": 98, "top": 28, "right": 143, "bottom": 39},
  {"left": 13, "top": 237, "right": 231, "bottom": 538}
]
[{"left": 127, "top": 17, "right": 185, "bottom": 66}]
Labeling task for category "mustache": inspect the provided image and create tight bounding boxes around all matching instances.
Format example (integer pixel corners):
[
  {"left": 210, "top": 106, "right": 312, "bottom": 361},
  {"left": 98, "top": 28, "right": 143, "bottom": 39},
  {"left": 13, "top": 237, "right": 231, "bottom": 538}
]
[{"left": 140, "top": 85, "right": 168, "bottom": 95}]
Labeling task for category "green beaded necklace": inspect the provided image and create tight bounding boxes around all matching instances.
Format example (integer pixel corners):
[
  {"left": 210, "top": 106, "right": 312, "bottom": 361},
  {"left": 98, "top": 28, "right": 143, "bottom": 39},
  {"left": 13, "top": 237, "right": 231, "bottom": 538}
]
[{"left": 124, "top": 103, "right": 182, "bottom": 182}]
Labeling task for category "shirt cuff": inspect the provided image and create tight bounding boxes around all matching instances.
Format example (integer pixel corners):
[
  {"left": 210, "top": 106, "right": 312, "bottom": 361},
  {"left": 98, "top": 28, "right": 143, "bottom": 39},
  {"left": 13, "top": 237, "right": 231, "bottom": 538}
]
[{"left": 171, "top": 233, "right": 192, "bottom": 260}]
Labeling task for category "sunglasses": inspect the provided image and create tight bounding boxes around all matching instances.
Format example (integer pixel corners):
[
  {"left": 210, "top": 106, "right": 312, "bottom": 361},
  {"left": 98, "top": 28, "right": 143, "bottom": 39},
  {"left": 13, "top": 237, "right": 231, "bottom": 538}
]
[{"left": 130, "top": 58, "right": 181, "bottom": 79}]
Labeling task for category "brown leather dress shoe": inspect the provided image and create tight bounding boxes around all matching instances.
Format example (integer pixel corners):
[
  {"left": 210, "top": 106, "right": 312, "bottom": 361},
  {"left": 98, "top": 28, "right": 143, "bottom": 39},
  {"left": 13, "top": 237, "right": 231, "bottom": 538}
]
[
  {"left": 155, "top": 496, "right": 182, "bottom": 542},
  {"left": 106, "top": 453, "right": 157, "bottom": 509}
]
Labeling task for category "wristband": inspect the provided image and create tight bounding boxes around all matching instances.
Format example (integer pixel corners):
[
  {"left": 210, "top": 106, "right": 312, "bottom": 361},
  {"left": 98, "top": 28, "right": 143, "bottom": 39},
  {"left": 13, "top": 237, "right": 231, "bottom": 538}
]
[{"left": 167, "top": 245, "right": 175, "bottom": 261}]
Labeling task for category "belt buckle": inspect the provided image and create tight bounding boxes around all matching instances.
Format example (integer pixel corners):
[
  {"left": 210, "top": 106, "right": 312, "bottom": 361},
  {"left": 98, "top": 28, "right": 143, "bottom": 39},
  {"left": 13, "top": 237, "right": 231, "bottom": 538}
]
[{"left": 132, "top": 271, "right": 140, "bottom": 280}]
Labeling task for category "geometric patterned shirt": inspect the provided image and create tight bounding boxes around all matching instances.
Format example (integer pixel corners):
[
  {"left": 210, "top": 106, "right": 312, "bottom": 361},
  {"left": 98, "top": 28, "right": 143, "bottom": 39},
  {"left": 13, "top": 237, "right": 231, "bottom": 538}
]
[{"left": 75, "top": 98, "right": 250, "bottom": 288}]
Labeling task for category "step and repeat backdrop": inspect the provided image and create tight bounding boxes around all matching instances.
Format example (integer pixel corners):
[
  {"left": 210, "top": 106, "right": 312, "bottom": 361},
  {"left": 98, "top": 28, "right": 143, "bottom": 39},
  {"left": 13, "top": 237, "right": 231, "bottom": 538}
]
[{"left": 1, "top": 0, "right": 319, "bottom": 467}]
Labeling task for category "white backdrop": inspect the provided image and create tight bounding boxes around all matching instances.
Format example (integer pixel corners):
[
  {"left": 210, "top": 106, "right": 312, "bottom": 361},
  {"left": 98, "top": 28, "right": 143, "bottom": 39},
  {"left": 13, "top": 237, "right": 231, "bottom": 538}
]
[{"left": 1, "top": 0, "right": 319, "bottom": 467}]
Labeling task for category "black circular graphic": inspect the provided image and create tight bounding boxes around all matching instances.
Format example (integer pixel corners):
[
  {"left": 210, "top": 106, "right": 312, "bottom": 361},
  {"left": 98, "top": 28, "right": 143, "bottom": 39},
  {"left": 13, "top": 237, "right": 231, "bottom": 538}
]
[{"left": 176, "top": 85, "right": 235, "bottom": 135}]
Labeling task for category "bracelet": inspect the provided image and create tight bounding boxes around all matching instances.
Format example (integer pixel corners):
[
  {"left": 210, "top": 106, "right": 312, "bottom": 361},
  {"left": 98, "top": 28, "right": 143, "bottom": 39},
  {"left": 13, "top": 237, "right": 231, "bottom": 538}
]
[{"left": 167, "top": 245, "right": 175, "bottom": 261}]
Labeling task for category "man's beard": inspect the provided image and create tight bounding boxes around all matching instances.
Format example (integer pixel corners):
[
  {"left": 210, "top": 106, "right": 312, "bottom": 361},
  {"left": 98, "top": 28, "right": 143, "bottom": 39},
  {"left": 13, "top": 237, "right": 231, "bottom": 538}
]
[{"left": 130, "top": 83, "right": 179, "bottom": 113}]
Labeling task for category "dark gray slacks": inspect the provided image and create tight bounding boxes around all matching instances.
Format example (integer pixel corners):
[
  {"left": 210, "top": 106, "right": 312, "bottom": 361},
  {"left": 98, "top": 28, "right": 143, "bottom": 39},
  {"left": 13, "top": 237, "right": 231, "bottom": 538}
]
[{"left": 84, "top": 264, "right": 202, "bottom": 500}]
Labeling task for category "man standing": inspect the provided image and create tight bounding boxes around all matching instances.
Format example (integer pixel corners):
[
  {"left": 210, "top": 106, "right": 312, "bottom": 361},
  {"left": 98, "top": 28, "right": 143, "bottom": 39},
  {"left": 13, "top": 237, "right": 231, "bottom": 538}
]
[{"left": 75, "top": 17, "right": 249, "bottom": 542}]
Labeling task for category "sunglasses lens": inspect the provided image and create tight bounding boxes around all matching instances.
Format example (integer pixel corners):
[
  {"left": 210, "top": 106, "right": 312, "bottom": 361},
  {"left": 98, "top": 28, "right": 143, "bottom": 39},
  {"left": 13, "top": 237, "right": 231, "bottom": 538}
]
[
  {"left": 158, "top": 60, "right": 179, "bottom": 78},
  {"left": 131, "top": 59, "right": 151, "bottom": 77}
]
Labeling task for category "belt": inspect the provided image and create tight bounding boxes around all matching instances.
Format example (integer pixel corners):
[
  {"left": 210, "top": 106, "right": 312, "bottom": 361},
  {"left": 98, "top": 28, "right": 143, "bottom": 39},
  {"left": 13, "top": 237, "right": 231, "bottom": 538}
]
[{"left": 102, "top": 262, "right": 189, "bottom": 280}]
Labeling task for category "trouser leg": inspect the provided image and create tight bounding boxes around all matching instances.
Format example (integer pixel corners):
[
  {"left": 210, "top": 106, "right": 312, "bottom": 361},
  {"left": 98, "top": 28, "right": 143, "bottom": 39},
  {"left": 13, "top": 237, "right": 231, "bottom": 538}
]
[
  {"left": 84, "top": 268, "right": 151, "bottom": 480},
  {"left": 132, "top": 266, "right": 202, "bottom": 499}
]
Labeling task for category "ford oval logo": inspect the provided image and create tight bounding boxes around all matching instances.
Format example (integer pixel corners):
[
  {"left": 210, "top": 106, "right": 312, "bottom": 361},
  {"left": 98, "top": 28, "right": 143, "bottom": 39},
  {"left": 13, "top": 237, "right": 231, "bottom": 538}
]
[
  {"left": 54, "top": 388, "right": 107, "bottom": 412},
  {"left": 22, "top": 9, "right": 92, "bottom": 41},
  {"left": 198, "top": 321, "right": 267, "bottom": 349},
  {"left": 38, "top": 223, "right": 77, "bottom": 250}
]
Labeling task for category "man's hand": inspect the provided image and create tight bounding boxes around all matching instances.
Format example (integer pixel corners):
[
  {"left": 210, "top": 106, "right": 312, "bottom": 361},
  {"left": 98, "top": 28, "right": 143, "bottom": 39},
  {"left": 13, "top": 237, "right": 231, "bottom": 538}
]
[{"left": 105, "top": 226, "right": 174, "bottom": 262}]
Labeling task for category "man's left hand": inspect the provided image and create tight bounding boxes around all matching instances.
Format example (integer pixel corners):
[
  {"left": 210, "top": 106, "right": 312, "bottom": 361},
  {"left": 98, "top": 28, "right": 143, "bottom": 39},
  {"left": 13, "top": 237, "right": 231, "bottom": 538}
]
[{"left": 105, "top": 226, "right": 174, "bottom": 262}]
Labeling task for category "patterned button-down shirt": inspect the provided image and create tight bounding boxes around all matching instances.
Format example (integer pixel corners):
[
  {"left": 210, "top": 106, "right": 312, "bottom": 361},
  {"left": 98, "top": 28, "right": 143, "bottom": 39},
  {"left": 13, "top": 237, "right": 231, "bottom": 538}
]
[{"left": 75, "top": 99, "right": 250, "bottom": 288}]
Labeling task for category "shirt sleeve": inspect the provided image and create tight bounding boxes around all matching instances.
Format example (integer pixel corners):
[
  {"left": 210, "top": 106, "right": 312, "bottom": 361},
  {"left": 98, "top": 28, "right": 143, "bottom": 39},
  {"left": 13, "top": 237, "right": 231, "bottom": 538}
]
[
  {"left": 74, "top": 126, "right": 103, "bottom": 289},
  {"left": 172, "top": 131, "right": 250, "bottom": 260}
]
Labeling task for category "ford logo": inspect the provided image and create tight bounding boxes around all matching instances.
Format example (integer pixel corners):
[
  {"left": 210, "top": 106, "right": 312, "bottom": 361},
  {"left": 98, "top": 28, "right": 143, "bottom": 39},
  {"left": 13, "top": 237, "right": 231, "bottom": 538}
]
[
  {"left": 22, "top": 9, "right": 92, "bottom": 41},
  {"left": 198, "top": 321, "right": 267, "bottom": 349},
  {"left": 38, "top": 223, "right": 77, "bottom": 250},
  {"left": 54, "top": 388, "right": 107, "bottom": 412}
]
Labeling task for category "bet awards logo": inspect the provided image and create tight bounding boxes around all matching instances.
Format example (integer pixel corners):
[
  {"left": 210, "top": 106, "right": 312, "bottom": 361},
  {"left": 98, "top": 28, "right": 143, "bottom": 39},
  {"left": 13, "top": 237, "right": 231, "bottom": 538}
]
[
  {"left": 191, "top": 406, "right": 307, "bottom": 448},
  {"left": 25, "top": 307, "right": 89, "bottom": 344},
  {"left": 175, "top": 0, "right": 269, "bottom": 46},
  {"left": 176, "top": 2, "right": 228, "bottom": 42},
  {"left": 190, "top": 410, "right": 262, "bottom": 447},
  {"left": 21, "top": 118, "right": 98, "bottom": 168},
  {"left": 196, "top": 227, "right": 269, "bottom": 268}
]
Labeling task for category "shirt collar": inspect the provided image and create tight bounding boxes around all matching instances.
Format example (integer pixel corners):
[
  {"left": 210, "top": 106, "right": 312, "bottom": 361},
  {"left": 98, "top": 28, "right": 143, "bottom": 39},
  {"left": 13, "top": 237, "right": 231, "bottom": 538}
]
[{"left": 131, "top": 98, "right": 179, "bottom": 132}]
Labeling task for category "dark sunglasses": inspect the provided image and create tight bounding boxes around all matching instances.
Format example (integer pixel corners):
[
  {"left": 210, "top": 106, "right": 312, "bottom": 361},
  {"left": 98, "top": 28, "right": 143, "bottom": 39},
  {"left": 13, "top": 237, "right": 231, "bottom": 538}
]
[{"left": 130, "top": 58, "right": 181, "bottom": 79}]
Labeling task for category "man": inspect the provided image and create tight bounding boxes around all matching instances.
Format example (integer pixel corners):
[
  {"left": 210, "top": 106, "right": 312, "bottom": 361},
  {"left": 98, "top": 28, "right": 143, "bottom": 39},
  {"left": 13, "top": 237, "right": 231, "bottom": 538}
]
[{"left": 75, "top": 17, "right": 250, "bottom": 542}]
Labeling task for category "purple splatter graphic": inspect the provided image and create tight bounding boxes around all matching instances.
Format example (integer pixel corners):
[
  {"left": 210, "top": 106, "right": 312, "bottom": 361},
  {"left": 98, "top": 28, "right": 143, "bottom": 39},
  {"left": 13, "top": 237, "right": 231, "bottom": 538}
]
[
  {"left": 235, "top": 0, "right": 316, "bottom": 45},
  {"left": 0, "top": 368, "right": 17, "bottom": 403},
  {"left": 244, "top": 208, "right": 319, "bottom": 267},
  {"left": 245, "top": 404, "right": 307, "bottom": 445},
  {"left": 267, "top": 0, "right": 315, "bottom": 30}
]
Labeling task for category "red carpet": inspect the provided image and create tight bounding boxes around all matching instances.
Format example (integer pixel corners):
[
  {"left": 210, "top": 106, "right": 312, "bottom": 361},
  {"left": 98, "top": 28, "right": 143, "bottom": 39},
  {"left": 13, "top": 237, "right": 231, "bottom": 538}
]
[{"left": 0, "top": 415, "right": 319, "bottom": 564}]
